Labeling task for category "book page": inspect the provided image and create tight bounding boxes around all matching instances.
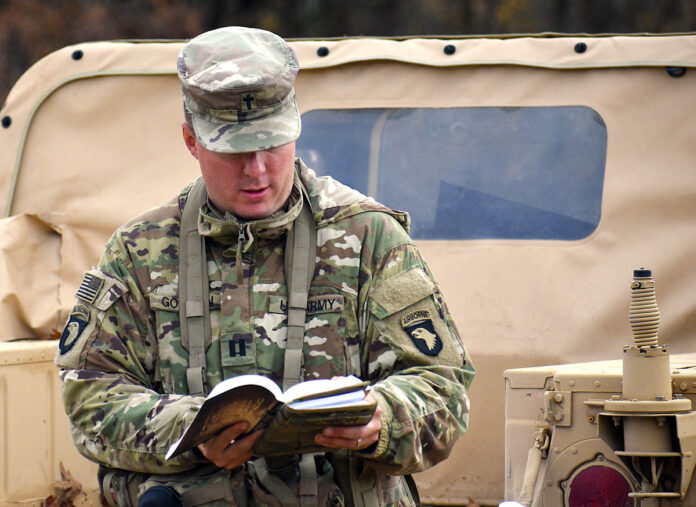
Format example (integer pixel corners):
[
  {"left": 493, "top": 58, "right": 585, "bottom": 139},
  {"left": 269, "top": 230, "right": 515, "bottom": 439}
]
[
  {"left": 207, "top": 374, "right": 283, "bottom": 400},
  {"left": 288, "top": 389, "right": 369, "bottom": 410},
  {"left": 281, "top": 375, "right": 364, "bottom": 403}
]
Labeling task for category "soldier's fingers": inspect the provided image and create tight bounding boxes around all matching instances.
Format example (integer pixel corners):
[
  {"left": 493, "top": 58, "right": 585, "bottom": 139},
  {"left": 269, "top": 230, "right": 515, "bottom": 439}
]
[
  {"left": 197, "top": 421, "right": 250, "bottom": 458},
  {"left": 213, "top": 421, "right": 251, "bottom": 446},
  {"left": 213, "top": 429, "right": 264, "bottom": 469},
  {"left": 314, "top": 431, "right": 378, "bottom": 450},
  {"left": 316, "top": 401, "right": 381, "bottom": 447},
  {"left": 233, "top": 428, "right": 264, "bottom": 453},
  {"left": 201, "top": 428, "right": 262, "bottom": 463},
  {"left": 315, "top": 417, "right": 381, "bottom": 450},
  {"left": 215, "top": 430, "right": 263, "bottom": 469}
]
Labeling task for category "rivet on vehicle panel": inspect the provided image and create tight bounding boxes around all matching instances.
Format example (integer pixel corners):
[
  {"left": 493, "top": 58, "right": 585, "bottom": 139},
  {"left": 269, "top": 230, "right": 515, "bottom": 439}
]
[
  {"left": 444, "top": 44, "right": 456, "bottom": 55},
  {"left": 571, "top": 447, "right": 578, "bottom": 455},
  {"left": 553, "top": 412, "right": 563, "bottom": 421},
  {"left": 553, "top": 393, "right": 564, "bottom": 403},
  {"left": 587, "top": 415, "right": 595, "bottom": 423},
  {"left": 568, "top": 380, "right": 575, "bottom": 387},
  {"left": 666, "top": 67, "right": 686, "bottom": 78},
  {"left": 72, "top": 49, "right": 84, "bottom": 60},
  {"left": 680, "top": 382, "right": 688, "bottom": 391},
  {"left": 594, "top": 380, "right": 601, "bottom": 387},
  {"left": 574, "top": 42, "right": 587, "bottom": 53},
  {"left": 1, "top": 116, "right": 10, "bottom": 128},
  {"left": 317, "top": 46, "right": 329, "bottom": 57}
]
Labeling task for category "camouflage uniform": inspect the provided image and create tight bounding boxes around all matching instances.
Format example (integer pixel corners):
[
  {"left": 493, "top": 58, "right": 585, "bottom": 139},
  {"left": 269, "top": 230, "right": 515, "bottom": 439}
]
[{"left": 56, "top": 26, "right": 474, "bottom": 507}]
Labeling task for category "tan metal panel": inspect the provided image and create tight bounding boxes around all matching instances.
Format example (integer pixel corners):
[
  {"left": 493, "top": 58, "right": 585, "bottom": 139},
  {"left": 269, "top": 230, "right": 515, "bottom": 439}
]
[{"left": 0, "top": 341, "right": 98, "bottom": 504}]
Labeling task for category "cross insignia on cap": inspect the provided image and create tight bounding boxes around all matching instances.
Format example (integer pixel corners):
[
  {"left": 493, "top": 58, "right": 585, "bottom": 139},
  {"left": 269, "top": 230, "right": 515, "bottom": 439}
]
[{"left": 243, "top": 94, "right": 255, "bottom": 111}]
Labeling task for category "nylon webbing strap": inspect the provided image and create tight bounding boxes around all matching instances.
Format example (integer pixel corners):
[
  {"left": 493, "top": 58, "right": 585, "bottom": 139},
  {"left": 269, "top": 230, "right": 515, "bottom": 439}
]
[
  {"left": 282, "top": 189, "right": 316, "bottom": 391},
  {"left": 256, "top": 459, "right": 300, "bottom": 506},
  {"left": 179, "top": 178, "right": 211, "bottom": 395},
  {"left": 254, "top": 455, "right": 317, "bottom": 507},
  {"left": 298, "top": 453, "right": 318, "bottom": 507}
]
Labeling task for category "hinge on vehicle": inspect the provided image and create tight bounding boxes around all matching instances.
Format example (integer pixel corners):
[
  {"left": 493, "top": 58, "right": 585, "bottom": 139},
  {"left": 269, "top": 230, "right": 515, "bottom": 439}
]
[{"left": 544, "top": 390, "right": 571, "bottom": 427}]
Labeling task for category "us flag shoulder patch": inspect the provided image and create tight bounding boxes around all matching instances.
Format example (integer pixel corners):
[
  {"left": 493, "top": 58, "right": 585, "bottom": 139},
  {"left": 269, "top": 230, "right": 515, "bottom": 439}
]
[{"left": 76, "top": 272, "right": 104, "bottom": 305}]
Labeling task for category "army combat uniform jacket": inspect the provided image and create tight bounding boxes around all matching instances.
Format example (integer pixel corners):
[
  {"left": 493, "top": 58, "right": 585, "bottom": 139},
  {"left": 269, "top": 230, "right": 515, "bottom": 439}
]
[{"left": 56, "top": 160, "right": 475, "bottom": 506}]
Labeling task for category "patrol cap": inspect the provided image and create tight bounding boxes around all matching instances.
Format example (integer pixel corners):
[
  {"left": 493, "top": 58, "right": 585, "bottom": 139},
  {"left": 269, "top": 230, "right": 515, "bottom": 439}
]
[{"left": 177, "top": 26, "right": 301, "bottom": 153}]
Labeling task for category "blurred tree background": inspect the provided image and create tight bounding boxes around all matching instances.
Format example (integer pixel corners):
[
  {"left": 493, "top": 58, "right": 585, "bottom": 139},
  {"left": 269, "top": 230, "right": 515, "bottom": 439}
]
[{"left": 2, "top": 0, "right": 696, "bottom": 106}]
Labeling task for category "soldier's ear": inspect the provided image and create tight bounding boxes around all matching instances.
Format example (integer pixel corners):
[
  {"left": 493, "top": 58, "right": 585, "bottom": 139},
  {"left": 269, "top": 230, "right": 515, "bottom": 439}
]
[{"left": 182, "top": 123, "right": 200, "bottom": 160}]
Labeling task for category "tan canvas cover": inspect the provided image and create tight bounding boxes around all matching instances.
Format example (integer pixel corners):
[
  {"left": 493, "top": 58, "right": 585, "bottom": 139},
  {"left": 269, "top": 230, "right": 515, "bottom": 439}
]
[{"left": 2, "top": 34, "right": 696, "bottom": 504}]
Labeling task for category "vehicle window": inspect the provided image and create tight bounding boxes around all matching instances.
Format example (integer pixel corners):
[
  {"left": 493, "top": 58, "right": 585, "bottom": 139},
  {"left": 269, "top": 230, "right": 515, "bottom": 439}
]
[{"left": 296, "top": 107, "right": 607, "bottom": 240}]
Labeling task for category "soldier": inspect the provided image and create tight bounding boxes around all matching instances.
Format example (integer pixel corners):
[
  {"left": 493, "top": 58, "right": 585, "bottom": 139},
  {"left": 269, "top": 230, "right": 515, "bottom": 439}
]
[{"left": 55, "top": 26, "right": 475, "bottom": 507}]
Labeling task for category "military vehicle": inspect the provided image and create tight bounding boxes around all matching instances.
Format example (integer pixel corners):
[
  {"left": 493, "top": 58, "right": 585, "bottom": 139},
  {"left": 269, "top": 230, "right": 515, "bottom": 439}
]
[{"left": 1, "top": 32, "right": 696, "bottom": 506}]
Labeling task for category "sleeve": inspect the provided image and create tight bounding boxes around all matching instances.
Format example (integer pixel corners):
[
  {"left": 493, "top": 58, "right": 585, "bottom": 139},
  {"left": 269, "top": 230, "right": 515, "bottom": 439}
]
[
  {"left": 55, "top": 238, "right": 206, "bottom": 474},
  {"left": 356, "top": 216, "right": 475, "bottom": 475}
]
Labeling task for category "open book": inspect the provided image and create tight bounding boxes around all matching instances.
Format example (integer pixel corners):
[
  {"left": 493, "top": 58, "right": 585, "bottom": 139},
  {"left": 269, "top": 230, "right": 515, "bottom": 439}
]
[{"left": 166, "top": 374, "right": 376, "bottom": 459}]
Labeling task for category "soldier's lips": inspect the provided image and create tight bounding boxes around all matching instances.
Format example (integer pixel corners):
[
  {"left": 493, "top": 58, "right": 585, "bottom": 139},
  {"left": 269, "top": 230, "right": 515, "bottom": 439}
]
[{"left": 240, "top": 187, "right": 270, "bottom": 200}]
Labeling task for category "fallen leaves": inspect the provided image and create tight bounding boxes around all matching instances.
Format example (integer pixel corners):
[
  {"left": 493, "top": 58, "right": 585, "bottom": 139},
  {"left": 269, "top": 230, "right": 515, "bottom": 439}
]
[{"left": 44, "top": 463, "right": 82, "bottom": 507}]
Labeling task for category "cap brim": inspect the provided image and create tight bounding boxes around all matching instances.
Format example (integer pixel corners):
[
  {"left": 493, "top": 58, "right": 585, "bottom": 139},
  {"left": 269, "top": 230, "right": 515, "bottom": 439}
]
[{"left": 192, "top": 98, "right": 301, "bottom": 154}]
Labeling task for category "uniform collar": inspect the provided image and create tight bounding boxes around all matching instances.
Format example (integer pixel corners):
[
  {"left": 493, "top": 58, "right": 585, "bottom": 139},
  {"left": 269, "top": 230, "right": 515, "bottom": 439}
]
[{"left": 196, "top": 169, "right": 304, "bottom": 247}]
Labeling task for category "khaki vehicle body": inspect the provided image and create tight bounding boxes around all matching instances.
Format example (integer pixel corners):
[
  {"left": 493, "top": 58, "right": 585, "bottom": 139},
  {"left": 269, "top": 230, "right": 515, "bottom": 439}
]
[{"left": 1, "top": 33, "right": 696, "bottom": 505}]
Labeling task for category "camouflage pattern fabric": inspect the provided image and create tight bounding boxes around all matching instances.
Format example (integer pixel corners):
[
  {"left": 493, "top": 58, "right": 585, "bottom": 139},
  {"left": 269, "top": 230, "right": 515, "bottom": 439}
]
[
  {"left": 177, "top": 26, "right": 301, "bottom": 154},
  {"left": 56, "top": 160, "right": 475, "bottom": 506}
]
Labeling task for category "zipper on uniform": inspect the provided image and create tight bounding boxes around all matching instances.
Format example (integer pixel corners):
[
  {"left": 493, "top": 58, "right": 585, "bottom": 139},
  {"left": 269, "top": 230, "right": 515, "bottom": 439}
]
[{"left": 235, "top": 224, "right": 247, "bottom": 285}]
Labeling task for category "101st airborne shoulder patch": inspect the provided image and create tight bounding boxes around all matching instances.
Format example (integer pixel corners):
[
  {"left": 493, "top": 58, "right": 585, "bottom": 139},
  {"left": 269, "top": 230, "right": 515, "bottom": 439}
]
[
  {"left": 59, "top": 304, "right": 90, "bottom": 354},
  {"left": 401, "top": 309, "right": 443, "bottom": 356}
]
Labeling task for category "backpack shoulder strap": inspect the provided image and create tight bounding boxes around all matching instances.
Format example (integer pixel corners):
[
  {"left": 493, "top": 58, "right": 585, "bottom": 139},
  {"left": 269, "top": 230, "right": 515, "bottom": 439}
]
[
  {"left": 282, "top": 187, "right": 316, "bottom": 391},
  {"left": 178, "top": 177, "right": 211, "bottom": 395}
]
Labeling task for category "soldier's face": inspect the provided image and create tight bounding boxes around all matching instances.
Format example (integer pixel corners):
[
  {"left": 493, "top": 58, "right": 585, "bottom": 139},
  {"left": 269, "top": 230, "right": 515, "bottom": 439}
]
[{"left": 183, "top": 124, "right": 296, "bottom": 220}]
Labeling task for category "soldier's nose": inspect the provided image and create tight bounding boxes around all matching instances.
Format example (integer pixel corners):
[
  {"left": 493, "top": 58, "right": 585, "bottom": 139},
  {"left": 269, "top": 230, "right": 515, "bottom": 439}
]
[{"left": 242, "top": 152, "right": 266, "bottom": 177}]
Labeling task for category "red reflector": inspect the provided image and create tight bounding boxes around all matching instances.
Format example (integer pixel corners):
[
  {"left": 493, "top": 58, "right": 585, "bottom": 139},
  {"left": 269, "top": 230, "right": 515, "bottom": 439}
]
[{"left": 568, "top": 465, "right": 632, "bottom": 507}]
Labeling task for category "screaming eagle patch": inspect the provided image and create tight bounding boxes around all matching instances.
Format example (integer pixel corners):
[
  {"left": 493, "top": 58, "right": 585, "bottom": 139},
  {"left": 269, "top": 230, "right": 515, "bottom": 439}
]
[
  {"left": 402, "top": 310, "right": 443, "bottom": 356},
  {"left": 59, "top": 305, "right": 90, "bottom": 354}
]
